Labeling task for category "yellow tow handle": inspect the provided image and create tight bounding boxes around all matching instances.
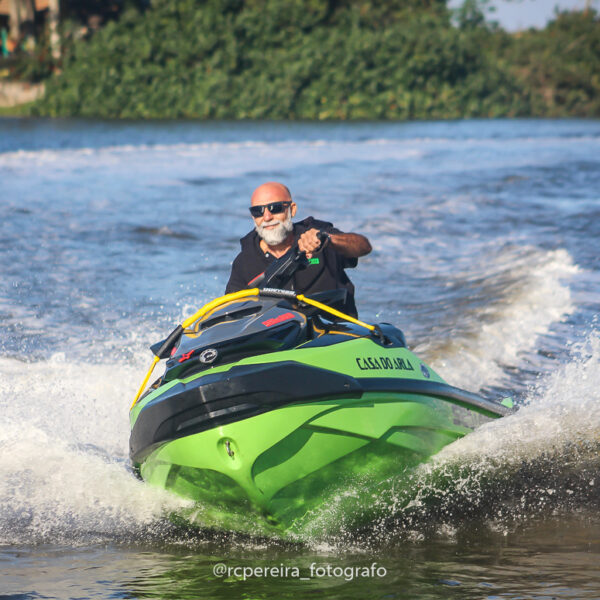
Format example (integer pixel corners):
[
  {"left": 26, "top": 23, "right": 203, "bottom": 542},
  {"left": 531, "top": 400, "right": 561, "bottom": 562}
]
[
  {"left": 131, "top": 355, "right": 161, "bottom": 410},
  {"left": 296, "top": 294, "right": 375, "bottom": 333},
  {"left": 130, "top": 288, "right": 260, "bottom": 410},
  {"left": 180, "top": 288, "right": 260, "bottom": 329}
]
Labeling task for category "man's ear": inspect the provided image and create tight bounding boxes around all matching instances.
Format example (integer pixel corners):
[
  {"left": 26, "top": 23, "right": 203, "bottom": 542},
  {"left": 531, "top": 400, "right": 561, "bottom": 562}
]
[{"left": 291, "top": 202, "right": 297, "bottom": 217}]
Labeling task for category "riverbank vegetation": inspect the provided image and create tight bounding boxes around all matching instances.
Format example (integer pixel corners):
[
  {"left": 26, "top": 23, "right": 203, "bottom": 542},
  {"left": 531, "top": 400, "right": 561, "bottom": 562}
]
[{"left": 18, "top": 0, "right": 600, "bottom": 119}]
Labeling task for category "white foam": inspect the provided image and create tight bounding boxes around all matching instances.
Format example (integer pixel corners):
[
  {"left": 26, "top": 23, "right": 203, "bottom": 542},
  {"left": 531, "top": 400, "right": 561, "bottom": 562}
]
[
  {"left": 415, "top": 246, "right": 578, "bottom": 390},
  {"left": 0, "top": 140, "right": 423, "bottom": 172},
  {"left": 433, "top": 330, "right": 600, "bottom": 465},
  {"left": 0, "top": 354, "right": 190, "bottom": 544},
  {"left": 0, "top": 421, "right": 188, "bottom": 544},
  {"left": 0, "top": 353, "right": 137, "bottom": 454},
  {"left": 2, "top": 134, "right": 598, "bottom": 161}
]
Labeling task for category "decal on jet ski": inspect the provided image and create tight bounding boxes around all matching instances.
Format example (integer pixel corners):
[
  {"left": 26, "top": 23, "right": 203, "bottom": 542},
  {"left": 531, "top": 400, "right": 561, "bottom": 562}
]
[
  {"left": 199, "top": 348, "right": 218, "bottom": 364},
  {"left": 355, "top": 356, "right": 415, "bottom": 371},
  {"left": 247, "top": 272, "right": 264, "bottom": 286},
  {"left": 262, "top": 312, "right": 295, "bottom": 328},
  {"left": 178, "top": 350, "right": 195, "bottom": 363},
  {"left": 420, "top": 364, "right": 431, "bottom": 378},
  {"left": 308, "top": 257, "right": 320, "bottom": 265}
]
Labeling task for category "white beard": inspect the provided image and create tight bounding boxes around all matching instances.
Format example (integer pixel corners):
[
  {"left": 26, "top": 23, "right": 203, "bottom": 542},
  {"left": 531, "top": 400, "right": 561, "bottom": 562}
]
[{"left": 255, "top": 211, "right": 293, "bottom": 246}]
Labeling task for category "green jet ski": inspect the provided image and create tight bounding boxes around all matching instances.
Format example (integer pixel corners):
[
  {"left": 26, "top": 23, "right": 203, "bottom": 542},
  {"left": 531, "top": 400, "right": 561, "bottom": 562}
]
[{"left": 129, "top": 241, "right": 513, "bottom": 530}]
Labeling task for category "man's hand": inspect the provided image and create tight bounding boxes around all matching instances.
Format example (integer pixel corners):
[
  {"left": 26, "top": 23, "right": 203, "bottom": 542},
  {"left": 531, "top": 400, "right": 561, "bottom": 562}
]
[
  {"left": 298, "top": 228, "right": 372, "bottom": 259},
  {"left": 297, "top": 228, "right": 324, "bottom": 259}
]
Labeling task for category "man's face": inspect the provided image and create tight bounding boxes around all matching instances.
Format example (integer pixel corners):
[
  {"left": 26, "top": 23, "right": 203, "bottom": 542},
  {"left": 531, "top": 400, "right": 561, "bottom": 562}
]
[{"left": 251, "top": 186, "right": 297, "bottom": 246}]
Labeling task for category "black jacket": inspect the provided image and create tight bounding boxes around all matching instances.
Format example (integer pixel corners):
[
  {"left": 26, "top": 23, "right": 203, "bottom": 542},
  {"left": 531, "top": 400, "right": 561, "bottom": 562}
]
[{"left": 225, "top": 217, "right": 359, "bottom": 317}]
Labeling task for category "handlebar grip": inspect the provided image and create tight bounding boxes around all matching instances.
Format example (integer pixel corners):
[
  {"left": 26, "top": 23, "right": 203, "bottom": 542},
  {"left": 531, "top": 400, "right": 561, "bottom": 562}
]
[{"left": 316, "top": 230, "right": 331, "bottom": 250}]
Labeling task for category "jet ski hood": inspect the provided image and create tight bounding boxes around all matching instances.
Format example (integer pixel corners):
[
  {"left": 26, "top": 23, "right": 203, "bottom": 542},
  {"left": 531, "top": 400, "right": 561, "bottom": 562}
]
[{"left": 159, "top": 297, "right": 308, "bottom": 383}]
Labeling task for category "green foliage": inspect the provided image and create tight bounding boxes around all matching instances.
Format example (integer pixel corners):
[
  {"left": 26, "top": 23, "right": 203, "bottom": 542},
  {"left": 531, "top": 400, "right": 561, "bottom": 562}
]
[
  {"left": 500, "top": 10, "right": 600, "bottom": 117},
  {"left": 29, "top": 0, "right": 600, "bottom": 119},
  {"left": 455, "top": 0, "right": 487, "bottom": 30}
]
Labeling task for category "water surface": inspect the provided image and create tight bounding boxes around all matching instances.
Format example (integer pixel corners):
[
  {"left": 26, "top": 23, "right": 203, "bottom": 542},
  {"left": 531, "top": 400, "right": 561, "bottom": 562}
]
[{"left": 1, "top": 118, "right": 600, "bottom": 599}]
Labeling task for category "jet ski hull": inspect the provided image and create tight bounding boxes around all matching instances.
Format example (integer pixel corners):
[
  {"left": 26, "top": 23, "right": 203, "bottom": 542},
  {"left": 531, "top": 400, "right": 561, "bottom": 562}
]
[{"left": 130, "top": 339, "right": 509, "bottom": 529}]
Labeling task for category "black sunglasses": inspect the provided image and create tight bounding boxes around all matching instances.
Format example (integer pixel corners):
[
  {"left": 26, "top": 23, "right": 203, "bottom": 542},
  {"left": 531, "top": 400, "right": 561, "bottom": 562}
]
[{"left": 249, "top": 201, "right": 291, "bottom": 218}]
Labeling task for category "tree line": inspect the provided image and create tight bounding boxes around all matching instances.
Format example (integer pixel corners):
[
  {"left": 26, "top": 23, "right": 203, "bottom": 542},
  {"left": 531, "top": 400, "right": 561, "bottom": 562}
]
[{"left": 15, "top": 0, "right": 600, "bottom": 119}]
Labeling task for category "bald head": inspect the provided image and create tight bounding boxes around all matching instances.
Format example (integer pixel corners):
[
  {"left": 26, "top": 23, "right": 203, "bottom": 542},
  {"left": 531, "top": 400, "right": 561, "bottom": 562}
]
[
  {"left": 249, "top": 182, "right": 297, "bottom": 247},
  {"left": 251, "top": 182, "right": 292, "bottom": 206}
]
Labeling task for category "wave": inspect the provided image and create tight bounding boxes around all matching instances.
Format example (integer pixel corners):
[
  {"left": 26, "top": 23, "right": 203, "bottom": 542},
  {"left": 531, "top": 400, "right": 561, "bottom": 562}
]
[
  {"left": 0, "top": 353, "right": 192, "bottom": 545},
  {"left": 413, "top": 245, "right": 578, "bottom": 391},
  {"left": 0, "top": 422, "right": 190, "bottom": 545},
  {"left": 0, "top": 140, "right": 421, "bottom": 164},
  {"left": 3, "top": 134, "right": 600, "bottom": 163}
]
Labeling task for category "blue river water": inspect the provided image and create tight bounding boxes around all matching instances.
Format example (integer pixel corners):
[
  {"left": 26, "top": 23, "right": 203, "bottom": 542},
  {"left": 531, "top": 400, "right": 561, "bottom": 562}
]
[{"left": 1, "top": 118, "right": 600, "bottom": 599}]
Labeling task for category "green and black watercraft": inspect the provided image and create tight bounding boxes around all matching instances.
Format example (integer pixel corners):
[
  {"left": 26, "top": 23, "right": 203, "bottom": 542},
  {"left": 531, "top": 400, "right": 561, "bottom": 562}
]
[{"left": 129, "top": 244, "right": 513, "bottom": 529}]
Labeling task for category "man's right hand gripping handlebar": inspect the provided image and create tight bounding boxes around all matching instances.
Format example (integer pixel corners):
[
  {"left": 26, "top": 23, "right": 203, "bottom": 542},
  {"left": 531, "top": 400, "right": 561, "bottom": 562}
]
[{"left": 298, "top": 228, "right": 330, "bottom": 259}]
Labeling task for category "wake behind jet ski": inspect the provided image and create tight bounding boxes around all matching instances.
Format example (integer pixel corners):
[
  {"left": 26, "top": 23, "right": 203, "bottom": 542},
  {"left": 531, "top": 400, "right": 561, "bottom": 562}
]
[{"left": 129, "top": 240, "right": 513, "bottom": 531}]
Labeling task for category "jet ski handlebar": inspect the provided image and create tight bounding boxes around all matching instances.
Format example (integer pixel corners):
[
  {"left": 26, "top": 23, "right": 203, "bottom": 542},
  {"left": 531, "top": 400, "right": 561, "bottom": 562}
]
[{"left": 250, "top": 230, "right": 330, "bottom": 290}]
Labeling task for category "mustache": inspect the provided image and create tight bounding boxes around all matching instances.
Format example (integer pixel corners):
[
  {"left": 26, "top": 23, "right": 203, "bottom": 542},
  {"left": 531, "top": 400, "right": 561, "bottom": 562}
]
[
  {"left": 258, "top": 221, "right": 284, "bottom": 231},
  {"left": 256, "top": 212, "right": 292, "bottom": 233}
]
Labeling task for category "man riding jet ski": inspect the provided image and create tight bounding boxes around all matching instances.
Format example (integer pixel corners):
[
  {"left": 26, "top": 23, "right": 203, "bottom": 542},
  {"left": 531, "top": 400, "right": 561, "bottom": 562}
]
[
  {"left": 128, "top": 187, "right": 513, "bottom": 531},
  {"left": 225, "top": 181, "right": 371, "bottom": 317}
]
